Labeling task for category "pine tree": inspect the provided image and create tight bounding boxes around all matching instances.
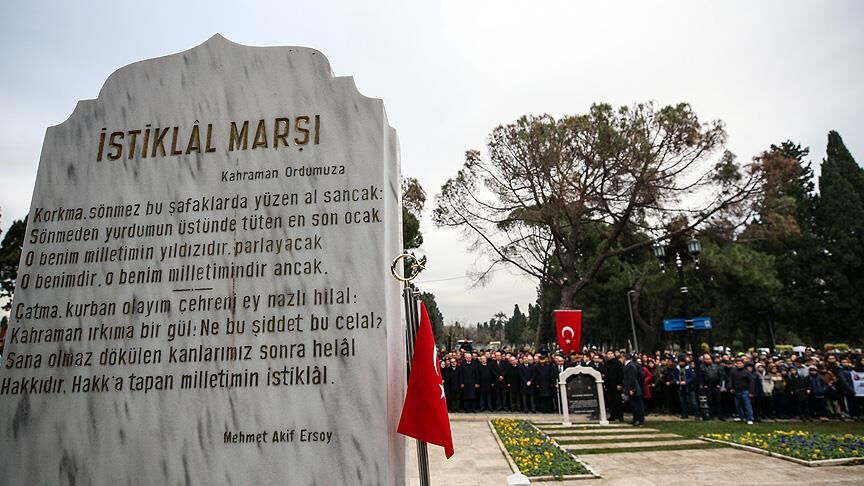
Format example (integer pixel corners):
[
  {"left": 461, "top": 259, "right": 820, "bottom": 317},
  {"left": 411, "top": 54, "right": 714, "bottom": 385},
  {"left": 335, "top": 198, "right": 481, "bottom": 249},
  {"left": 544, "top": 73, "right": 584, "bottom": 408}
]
[
  {"left": 505, "top": 305, "right": 525, "bottom": 345},
  {"left": 0, "top": 218, "right": 26, "bottom": 311},
  {"left": 418, "top": 292, "right": 445, "bottom": 342},
  {"left": 814, "top": 131, "right": 864, "bottom": 343}
]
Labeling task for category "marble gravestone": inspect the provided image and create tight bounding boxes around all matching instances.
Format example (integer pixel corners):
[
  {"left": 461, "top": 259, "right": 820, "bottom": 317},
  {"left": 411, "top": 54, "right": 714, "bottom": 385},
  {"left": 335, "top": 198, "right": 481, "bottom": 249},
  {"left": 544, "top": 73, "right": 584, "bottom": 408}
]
[
  {"left": 0, "top": 35, "right": 405, "bottom": 485},
  {"left": 557, "top": 366, "right": 608, "bottom": 426}
]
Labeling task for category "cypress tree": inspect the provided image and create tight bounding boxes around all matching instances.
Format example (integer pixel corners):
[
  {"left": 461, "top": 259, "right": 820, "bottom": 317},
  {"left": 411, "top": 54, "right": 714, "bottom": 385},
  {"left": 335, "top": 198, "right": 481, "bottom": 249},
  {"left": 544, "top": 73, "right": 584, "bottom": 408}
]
[{"left": 814, "top": 131, "right": 864, "bottom": 343}]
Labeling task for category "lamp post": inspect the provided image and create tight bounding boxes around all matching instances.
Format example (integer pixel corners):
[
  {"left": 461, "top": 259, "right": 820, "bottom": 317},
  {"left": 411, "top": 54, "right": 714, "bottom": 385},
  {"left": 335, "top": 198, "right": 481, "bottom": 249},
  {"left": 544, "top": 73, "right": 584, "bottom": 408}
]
[
  {"left": 653, "top": 237, "right": 708, "bottom": 419},
  {"left": 626, "top": 290, "right": 639, "bottom": 352}
]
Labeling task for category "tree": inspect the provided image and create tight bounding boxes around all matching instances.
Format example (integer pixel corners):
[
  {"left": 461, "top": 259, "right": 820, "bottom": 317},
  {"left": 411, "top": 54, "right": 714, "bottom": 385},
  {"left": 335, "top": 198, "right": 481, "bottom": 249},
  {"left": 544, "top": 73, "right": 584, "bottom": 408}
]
[
  {"left": 0, "top": 217, "right": 26, "bottom": 311},
  {"left": 434, "top": 102, "right": 759, "bottom": 347},
  {"left": 488, "top": 312, "right": 506, "bottom": 342},
  {"left": 504, "top": 306, "right": 525, "bottom": 345},
  {"left": 402, "top": 177, "right": 427, "bottom": 250},
  {"left": 739, "top": 141, "right": 822, "bottom": 346},
  {"left": 813, "top": 131, "right": 864, "bottom": 343},
  {"left": 418, "top": 291, "right": 445, "bottom": 341}
]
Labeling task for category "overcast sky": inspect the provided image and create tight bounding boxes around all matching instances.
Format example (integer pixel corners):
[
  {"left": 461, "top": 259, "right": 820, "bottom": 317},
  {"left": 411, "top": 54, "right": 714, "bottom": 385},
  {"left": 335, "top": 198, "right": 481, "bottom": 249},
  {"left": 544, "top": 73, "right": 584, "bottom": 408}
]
[{"left": 1, "top": 0, "right": 862, "bottom": 324}]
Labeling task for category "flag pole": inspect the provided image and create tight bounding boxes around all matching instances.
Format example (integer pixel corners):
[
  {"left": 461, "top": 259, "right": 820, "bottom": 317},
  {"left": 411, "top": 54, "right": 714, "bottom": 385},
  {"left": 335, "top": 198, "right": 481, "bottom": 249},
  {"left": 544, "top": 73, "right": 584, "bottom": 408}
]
[{"left": 391, "top": 253, "right": 431, "bottom": 486}]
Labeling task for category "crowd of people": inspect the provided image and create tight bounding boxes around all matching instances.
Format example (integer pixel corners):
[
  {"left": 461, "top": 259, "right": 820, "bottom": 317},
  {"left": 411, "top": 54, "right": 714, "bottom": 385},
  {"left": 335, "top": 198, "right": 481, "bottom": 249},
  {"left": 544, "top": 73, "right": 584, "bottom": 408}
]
[{"left": 439, "top": 346, "right": 864, "bottom": 425}]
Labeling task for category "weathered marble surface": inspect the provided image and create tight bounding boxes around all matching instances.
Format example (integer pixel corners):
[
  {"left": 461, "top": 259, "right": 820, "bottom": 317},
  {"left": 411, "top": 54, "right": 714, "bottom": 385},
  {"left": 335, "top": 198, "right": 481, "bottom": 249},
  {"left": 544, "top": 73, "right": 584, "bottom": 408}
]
[{"left": 0, "top": 35, "right": 404, "bottom": 485}]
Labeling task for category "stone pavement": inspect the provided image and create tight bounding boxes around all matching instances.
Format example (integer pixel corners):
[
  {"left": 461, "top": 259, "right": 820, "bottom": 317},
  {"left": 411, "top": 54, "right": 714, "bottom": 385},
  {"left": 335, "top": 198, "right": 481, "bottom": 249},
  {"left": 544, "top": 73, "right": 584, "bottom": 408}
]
[
  {"left": 583, "top": 448, "right": 864, "bottom": 486},
  {"left": 406, "top": 414, "right": 864, "bottom": 485},
  {"left": 406, "top": 418, "right": 510, "bottom": 486}
]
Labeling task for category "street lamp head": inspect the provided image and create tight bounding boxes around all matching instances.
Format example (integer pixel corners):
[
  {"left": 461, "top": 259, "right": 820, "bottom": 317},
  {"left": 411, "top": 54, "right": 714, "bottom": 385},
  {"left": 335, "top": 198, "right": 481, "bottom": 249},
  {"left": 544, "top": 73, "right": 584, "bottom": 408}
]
[
  {"left": 688, "top": 238, "right": 701, "bottom": 257},
  {"left": 652, "top": 242, "right": 667, "bottom": 260}
]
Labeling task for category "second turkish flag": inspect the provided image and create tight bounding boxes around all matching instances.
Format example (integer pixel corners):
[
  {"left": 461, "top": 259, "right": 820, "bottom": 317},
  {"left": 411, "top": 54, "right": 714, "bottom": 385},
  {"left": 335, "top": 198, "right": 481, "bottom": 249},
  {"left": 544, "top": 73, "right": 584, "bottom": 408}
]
[{"left": 555, "top": 310, "right": 582, "bottom": 355}]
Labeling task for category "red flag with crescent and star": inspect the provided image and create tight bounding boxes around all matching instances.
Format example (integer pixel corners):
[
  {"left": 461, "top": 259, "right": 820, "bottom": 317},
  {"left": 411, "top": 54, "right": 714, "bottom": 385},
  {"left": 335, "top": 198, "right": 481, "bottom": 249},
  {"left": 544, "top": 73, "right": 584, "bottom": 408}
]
[
  {"left": 397, "top": 301, "right": 454, "bottom": 458},
  {"left": 555, "top": 309, "right": 582, "bottom": 355}
]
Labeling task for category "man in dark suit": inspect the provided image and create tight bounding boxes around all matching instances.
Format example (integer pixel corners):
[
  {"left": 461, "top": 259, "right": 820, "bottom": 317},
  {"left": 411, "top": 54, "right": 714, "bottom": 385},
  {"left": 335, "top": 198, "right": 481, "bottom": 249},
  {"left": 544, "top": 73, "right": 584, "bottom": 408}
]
[
  {"left": 477, "top": 355, "right": 496, "bottom": 412},
  {"left": 518, "top": 355, "right": 538, "bottom": 413},
  {"left": 552, "top": 354, "right": 567, "bottom": 413},
  {"left": 491, "top": 351, "right": 506, "bottom": 411},
  {"left": 459, "top": 353, "right": 480, "bottom": 412},
  {"left": 442, "top": 358, "right": 461, "bottom": 412},
  {"left": 604, "top": 351, "right": 624, "bottom": 421},
  {"left": 534, "top": 355, "right": 555, "bottom": 413},
  {"left": 623, "top": 352, "right": 646, "bottom": 426},
  {"left": 504, "top": 356, "right": 521, "bottom": 411}
]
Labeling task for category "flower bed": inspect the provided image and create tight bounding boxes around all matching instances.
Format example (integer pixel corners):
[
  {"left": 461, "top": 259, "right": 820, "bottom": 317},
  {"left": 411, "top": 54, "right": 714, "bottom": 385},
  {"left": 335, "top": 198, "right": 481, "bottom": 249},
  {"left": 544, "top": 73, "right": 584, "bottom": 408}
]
[
  {"left": 702, "top": 431, "right": 864, "bottom": 466},
  {"left": 490, "top": 418, "right": 593, "bottom": 479}
]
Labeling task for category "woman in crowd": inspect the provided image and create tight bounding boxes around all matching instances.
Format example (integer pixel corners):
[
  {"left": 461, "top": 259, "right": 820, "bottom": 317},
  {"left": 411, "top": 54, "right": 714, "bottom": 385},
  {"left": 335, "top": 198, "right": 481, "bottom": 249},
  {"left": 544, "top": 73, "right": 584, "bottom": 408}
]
[
  {"left": 756, "top": 363, "right": 774, "bottom": 419},
  {"left": 770, "top": 365, "right": 788, "bottom": 419}
]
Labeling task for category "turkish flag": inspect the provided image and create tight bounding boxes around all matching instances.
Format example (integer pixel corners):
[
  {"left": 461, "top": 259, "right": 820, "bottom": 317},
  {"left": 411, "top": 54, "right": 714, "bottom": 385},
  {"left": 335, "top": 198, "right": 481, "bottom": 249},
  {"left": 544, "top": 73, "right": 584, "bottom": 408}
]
[
  {"left": 397, "top": 301, "right": 455, "bottom": 458},
  {"left": 555, "top": 310, "right": 582, "bottom": 355}
]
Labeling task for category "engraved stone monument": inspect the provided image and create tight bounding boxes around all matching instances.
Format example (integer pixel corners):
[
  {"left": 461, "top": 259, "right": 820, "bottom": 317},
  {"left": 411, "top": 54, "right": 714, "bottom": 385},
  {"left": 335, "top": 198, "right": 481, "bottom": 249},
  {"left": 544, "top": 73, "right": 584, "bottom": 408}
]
[
  {"left": 557, "top": 366, "right": 608, "bottom": 426},
  {"left": 0, "top": 35, "right": 405, "bottom": 485},
  {"left": 566, "top": 374, "right": 600, "bottom": 414}
]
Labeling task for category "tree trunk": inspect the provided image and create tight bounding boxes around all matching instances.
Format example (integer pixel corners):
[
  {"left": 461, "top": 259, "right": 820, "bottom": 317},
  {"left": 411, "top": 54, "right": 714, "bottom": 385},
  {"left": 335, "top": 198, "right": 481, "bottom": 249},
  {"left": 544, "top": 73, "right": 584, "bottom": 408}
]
[
  {"left": 534, "top": 283, "right": 578, "bottom": 350},
  {"left": 630, "top": 278, "right": 658, "bottom": 352}
]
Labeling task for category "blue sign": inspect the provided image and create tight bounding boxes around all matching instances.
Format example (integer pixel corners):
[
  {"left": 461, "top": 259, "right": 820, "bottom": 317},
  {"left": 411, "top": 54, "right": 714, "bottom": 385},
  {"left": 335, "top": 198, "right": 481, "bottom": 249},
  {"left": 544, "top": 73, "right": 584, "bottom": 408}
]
[{"left": 663, "top": 317, "right": 713, "bottom": 332}]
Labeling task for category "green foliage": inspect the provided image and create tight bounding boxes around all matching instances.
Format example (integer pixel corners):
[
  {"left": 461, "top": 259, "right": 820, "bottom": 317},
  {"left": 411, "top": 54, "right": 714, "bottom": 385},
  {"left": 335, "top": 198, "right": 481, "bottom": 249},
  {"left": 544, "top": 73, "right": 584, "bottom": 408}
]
[
  {"left": 418, "top": 291, "right": 444, "bottom": 341},
  {"left": 505, "top": 305, "right": 527, "bottom": 345},
  {"left": 402, "top": 178, "right": 426, "bottom": 250},
  {"left": 704, "top": 431, "right": 864, "bottom": 461},
  {"left": 434, "top": 101, "right": 758, "bottom": 348},
  {"left": 402, "top": 208, "right": 423, "bottom": 250},
  {"left": 0, "top": 218, "right": 26, "bottom": 311},
  {"left": 811, "top": 131, "right": 864, "bottom": 343},
  {"left": 491, "top": 419, "right": 590, "bottom": 477},
  {"left": 655, "top": 418, "right": 864, "bottom": 440},
  {"left": 522, "top": 131, "right": 864, "bottom": 348}
]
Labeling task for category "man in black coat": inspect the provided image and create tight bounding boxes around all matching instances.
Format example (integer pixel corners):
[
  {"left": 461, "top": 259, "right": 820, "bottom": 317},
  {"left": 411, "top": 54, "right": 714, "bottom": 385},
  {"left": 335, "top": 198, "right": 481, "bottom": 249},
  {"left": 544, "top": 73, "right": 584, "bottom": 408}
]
[
  {"left": 491, "top": 351, "right": 506, "bottom": 411},
  {"left": 518, "top": 355, "right": 538, "bottom": 413},
  {"left": 504, "top": 356, "right": 521, "bottom": 411},
  {"left": 623, "top": 353, "right": 646, "bottom": 425},
  {"left": 604, "top": 351, "right": 624, "bottom": 421},
  {"left": 552, "top": 355, "right": 567, "bottom": 413},
  {"left": 477, "top": 355, "right": 496, "bottom": 412},
  {"left": 699, "top": 353, "right": 724, "bottom": 420},
  {"left": 459, "top": 353, "right": 480, "bottom": 412},
  {"left": 442, "top": 358, "right": 461, "bottom": 412},
  {"left": 534, "top": 355, "right": 555, "bottom": 413}
]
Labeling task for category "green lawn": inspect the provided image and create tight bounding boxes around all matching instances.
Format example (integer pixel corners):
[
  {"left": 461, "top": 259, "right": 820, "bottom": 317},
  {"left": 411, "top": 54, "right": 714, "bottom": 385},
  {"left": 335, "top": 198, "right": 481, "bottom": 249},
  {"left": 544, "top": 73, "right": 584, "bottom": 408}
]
[
  {"left": 573, "top": 443, "right": 720, "bottom": 455},
  {"left": 651, "top": 419, "right": 864, "bottom": 439}
]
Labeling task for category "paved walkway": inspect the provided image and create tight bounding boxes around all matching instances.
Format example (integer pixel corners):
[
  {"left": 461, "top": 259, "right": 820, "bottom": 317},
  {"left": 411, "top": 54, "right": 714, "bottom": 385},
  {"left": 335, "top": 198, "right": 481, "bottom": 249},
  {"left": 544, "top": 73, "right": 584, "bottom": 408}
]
[
  {"left": 406, "top": 414, "right": 864, "bottom": 485},
  {"left": 406, "top": 419, "right": 510, "bottom": 486},
  {"left": 584, "top": 448, "right": 864, "bottom": 486}
]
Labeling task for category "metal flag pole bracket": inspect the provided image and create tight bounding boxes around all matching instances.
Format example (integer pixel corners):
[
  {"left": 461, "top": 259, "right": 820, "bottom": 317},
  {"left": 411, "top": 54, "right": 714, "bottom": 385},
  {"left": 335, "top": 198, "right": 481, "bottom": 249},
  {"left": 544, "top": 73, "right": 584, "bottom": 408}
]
[
  {"left": 390, "top": 253, "right": 427, "bottom": 282},
  {"left": 390, "top": 252, "right": 431, "bottom": 486}
]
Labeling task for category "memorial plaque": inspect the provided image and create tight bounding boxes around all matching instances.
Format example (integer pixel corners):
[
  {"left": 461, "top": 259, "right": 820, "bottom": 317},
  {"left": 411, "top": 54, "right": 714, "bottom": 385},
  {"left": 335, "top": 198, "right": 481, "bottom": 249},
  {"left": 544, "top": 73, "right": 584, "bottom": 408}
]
[
  {"left": 0, "top": 35, "right": 405, "bottom": 485},
  {"left": 566, "top": 374, "right": 599, "bottom": 413}
]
